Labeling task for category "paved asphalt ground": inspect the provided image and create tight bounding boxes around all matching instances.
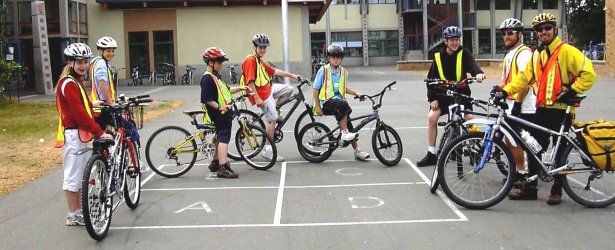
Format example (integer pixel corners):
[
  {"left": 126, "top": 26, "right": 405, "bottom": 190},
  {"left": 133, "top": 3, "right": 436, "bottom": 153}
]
[{"left": 2, "top": 66, "right": 615, "bottom": 249}]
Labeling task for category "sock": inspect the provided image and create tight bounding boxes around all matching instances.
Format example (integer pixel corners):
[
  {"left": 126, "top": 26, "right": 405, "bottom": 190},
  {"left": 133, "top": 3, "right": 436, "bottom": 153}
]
[{"left": 428, "top": 146, "right": 437, "bottom": 154}]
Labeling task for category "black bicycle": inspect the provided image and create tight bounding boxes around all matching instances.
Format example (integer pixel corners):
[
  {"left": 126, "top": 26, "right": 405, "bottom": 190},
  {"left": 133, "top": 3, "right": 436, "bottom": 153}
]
[
  {"left": 297, "top": 81, "right": 403, "bottom": 166},
  {"left": 228, "top": 65, "right": 238, "bottom": 85},
  {"left": 129, "top": 65, "right": 143, "bottom": 86},
  {"left": 162, "top": 63, "right": 176, "bottom": 86},
  {"left": 181, "top": 65, "right": 196, "bottom": 85}
]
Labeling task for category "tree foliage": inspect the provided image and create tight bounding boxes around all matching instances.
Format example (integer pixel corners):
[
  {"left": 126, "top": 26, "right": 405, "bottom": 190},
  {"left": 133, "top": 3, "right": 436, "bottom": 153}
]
[{"left": 567, "top": 0, "right": 605, "bottom": 47}]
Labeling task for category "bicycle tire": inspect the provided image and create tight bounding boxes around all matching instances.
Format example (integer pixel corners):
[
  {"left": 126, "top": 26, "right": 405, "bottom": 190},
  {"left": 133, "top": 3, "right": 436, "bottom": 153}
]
[
  {"left": 228, "top": 109, "right": 265, "bottom": 161},
  {"left": 181, "top": 74, "right": 188, "bottom": 85},
  {"left": 438, "top": 132, "right": 515, "bottom": 209},
  {"left": 430, "top": 127, "right": 451, "bottom": 193},
  {"left": 297, "top": 122, "right": 335, "bottom": 163},
  {"left": 145, "top": 126, "right": 197, "bottom": 178},
  {"left": 123, "top": 141, "right": 141, "bottom": 209},
  {"left": 372, "top": 124, "right": 403, "bottom": 166},
  {"left": 81, "top": 153, "right": 112, "bottom": 241},
  {"left": 560, "top": 143, "right": 615, "bottom": 208},
  {"left": 236, "top": 123, "right": 276, "bottom": 170}
]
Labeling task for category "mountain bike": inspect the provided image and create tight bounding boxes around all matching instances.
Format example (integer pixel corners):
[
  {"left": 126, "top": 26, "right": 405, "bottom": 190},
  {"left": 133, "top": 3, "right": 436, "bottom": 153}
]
[
  {"left": 80, "top": 94, "right": 151, "bottom": 240},
  {"left": 228, "top": 65, "right": 238, "bottom": 85},
  {"left": 145, "top": 92, "right": 277, "bottom": 174},
  {"left": 181, "top": 65, "right": 196, "bottom": 85},
  {"left": 437, "top": 94, "right": 615, "bottom": 209},
  {"left": 425, "top": 78, "right": 487, "bottom": 193},
  {"left": 297, "top": 81, "right": 403, "bottom": 166},
  {"left": 129, "top": 65, "right": 143, "bottom": 86}
]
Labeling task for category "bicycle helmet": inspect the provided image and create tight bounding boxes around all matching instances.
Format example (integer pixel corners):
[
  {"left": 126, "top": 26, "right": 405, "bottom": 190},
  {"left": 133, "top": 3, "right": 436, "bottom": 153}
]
[
  {"left": 326, "top": 44, "right": 344, "bottom": 58},
  {"left": 63, "top": 43, "right": 93, "bottom": 60},
  {"left": 498, "top": 18, "right": 524, "bottom": 31},
  {"left": 443, "top": 26, "right": 462, "bottom": 38},
  {"left": 96, "top": 36, "right": 118, "bottom": 49},
  {"left": 252, "top": 34, "right": 270, "bottom": 47},
  {"left": 202, "top": 47, "right": 229, "bottom": 63},
  {"left": 532, "top": 13, "right": 557, "bottom": 27}
]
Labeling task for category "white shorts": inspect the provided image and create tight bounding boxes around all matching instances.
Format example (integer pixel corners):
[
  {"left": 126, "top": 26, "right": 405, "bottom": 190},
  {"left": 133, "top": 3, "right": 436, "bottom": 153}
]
[
  {"left": 62, "top": 129, "right": 90, "bottom": 192},
  {"left": 261, "top": 84, "right": 293, "bottom": 122}
]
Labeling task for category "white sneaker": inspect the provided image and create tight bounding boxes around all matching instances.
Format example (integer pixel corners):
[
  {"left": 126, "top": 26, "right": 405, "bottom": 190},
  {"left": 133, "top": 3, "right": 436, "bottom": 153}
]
[
  {"left": 341, "top": 131, "right": 357, "bottom": 142},
  {"left": 66, "top": 211, "right": 85, "bottom": 226},
  {"left": 354, "top": 149, "right": 370, "bottom": 161},
  {"left": 260, "top": 149, "right": 285, "bottom": 162},
  {"left": 139, "top": 161, "right": 149, "bottom": 172}
]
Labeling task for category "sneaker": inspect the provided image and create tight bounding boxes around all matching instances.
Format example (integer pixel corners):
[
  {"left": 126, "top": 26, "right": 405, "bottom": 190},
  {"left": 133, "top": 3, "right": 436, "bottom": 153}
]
[
  {"left": 508, "top": 184, "right": 538, "bottom": 200},
  {"left": 546, "top": 194, "right": 562, "bottom": 205},
  {"left": 139, "top": 161, "right": 149, "bottom": 172},
  {"left": 217, "top": 163, "right": 238, "bottom": 178},
  {"left": 354, "top": 149, "right": 370, "bottom": 161},
  {"left": 417, "top": 152, "right": 437, "bottom": 167},
  {"left": 341, "top": 131, "right": 358, "bottom": 142},
  {"left": 208, "top": 160, "right": 220, "bottom": 172},
  {"left": 260, "top": 149, "right": 285, "bottom": 162},
  {"left": 66, "top": 212, "right": 85, "bottom": 226}
]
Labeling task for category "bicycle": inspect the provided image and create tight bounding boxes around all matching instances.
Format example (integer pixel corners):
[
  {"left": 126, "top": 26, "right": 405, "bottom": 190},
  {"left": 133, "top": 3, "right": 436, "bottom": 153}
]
[
  {"left": 129, "top": 65, "right": 143, "bottom": 86},
  {"left": 297, "top": 81, "right": 403, "bottom": 166},
  {"left": 181, "top": 65, "right": 196, "bottom": 85},
  {"left": 268, "top": 62, "right": 283, "bottom": 83},
  {"left": 79, "top": 94, "right": 151, "bottom": 240},
  {"left": 110, "top": 66, "right": 124, "bottom": 87},
  {"left": 424, "top": 78, "right": 486, "bottom": 193},
  {"left": 226, "top": 77, "right": 327, "bottom": 160},
  {"left": 437, "top": 94, "right": 615, "bottom": 209},
  {"left": 145, "top": 92, "right": 277, "bottom": 175},
  {"left": 311, "top": 58, "right": 327, "bottom": 81},
  {"left": 228, "top": 65, "right": 238, "bottom": 85},
  {"left": 162, "top": 63, "right": 176, "bottom": 86}
]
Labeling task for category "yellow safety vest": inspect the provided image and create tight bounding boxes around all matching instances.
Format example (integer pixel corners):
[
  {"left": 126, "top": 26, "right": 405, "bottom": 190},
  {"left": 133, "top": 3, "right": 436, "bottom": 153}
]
[
  {"left": 240, "top": 54, "right": 271, "bottom": 88},
  {"left": 318, "top": 64, "right": 347, "bottom": 101},
  {"left": 89, "top": 57, "right": 116, "bottom": 109},
  {"left": 202, "top": 71, "right": 232, "bottom": 123},
  {"left": 55, "top": 75, "right": 94, "bottom": 148},
  {"left": 434, "top": 51, "right": 463, "bottom": 82},
  {"left": 502, "top": 45, "right": 535, "bottom": 101}
]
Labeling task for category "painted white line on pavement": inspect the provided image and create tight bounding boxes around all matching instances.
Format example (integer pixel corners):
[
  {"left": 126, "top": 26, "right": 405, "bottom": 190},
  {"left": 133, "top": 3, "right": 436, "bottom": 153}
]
[
  {"left": 139, "top": 86, "right": 168, "bottom": 96},
  {"left": 19, "top": 94, "right": 38, "bottom": 99},
  {"left": 141, "top": 182, "right": 421, "bottom": 191},
  {"left": 403, "top": 158, "right": 468, "bottom": 221},
  {"left": 285, "top": 182, "right": 422, "bottom": 189},
  {"left": 110, "top": 218, "right": 466, "bottom": 230},
  {"left": 273, "top": 162, "right": 287, "bottom": 225},
  {"left": 374, "top": 71, "right": 386, "bottom": 75},
  {"left": 281, "top": 126, "right": 427, "bottom": 133}
]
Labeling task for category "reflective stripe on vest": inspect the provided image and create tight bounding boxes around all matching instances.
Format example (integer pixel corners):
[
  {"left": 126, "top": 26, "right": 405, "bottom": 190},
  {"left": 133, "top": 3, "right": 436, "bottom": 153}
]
[
  {"left": 55, "top": 76, "right": 94, "bottom": 148},
  {"left": 204, "top": 71, "right": 232, "bottom": 106},
  {"left": 89, "top": 57, "right": 116, "bottom": 110},
  {"left": 534, "top": 42, "right": 565, "bottom": 106},
  {"left": 318, "top": 64, "right": 346, "bottom": 101},
  {"left": 239, "top": 54, "right": 271, "bottom": 88},
  {"left": 434, "top": 51, "right": 463, "bottom": 82},
  {"left": 503, "top": 45, "right": 533, "bottom": 100}
]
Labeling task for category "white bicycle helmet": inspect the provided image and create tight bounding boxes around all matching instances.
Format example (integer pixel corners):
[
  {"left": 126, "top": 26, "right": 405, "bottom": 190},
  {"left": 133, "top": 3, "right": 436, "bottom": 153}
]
[
  {"left": 443, "top": 26, "right": 462, "bottom": 38},
  {"left": 63, "top": 43, "right": 93, "bottom": 60},
  {"left": 252, "top": 34, "right": 270, "bottom": 47},
  {"left": 498, "top": 18, "right": 524, "bottom": 30},
  {"left": 96, "top": 36, "right": 118, "bottom": 49}
]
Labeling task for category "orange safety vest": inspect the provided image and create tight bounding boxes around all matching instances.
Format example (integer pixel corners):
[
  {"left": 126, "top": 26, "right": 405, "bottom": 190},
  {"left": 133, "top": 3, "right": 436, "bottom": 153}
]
[
  {"left": 502, "top": 45, "right": 536, "bottom": 101},
  {"left": 89, "top": 57, "right": 116, "bottom": 109},
  {"left": 55, "top": 75, "right": 95, "bottom": 148},
  {"left": 534, "top": 42, "right": 569, "bottom": 106}
]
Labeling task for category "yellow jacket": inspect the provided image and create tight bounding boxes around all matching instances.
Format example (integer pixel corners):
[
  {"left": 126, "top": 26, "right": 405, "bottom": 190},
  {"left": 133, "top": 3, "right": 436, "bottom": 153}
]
[{"left": 504, "top": 36, "right": 596, "bottom": 104}]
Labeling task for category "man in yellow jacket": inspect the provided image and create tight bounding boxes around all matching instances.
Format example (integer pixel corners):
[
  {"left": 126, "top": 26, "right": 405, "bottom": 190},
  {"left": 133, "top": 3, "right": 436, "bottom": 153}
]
[{"left": 495, "top": 13, "right": 596, "bottom": 205}]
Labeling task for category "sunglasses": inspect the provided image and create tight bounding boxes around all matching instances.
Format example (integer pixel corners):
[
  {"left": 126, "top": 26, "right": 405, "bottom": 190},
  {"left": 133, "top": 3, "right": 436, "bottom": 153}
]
[
  {"left": 501, "top": 30, "right": 518, "bottom": 36},
  {"left": 535, "top": 25, "right": 554, "bottom": 33}
]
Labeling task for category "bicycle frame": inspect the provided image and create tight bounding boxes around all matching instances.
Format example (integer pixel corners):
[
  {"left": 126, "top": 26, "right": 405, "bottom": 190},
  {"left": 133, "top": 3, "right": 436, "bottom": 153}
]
[{"left": 271, "top": 81, "right": 314, "bottom": 128}]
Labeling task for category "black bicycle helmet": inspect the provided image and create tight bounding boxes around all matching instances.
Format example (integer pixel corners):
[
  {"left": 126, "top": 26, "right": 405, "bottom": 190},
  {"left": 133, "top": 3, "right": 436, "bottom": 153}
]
[
  {"left": 252, "top": 34, "right": 270, "bottom": 47},
  {"left": 443, "top": 26, "right": 462, "bottom": 38},
  {"left": 326, "top": 44, "right": 344, "bottom": 58}
]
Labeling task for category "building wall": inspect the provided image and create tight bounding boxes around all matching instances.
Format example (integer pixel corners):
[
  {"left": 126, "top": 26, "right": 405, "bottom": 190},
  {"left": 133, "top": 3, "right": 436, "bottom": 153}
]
[{"left": 87, "top": 3, "right": 126, "bottom": 78}]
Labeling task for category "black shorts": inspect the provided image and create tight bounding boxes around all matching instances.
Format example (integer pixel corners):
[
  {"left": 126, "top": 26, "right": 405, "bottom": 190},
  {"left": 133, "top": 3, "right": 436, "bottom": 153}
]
[
  {"left": 433, "top": 88, "right": 473, "bottom": 116},
  {"left": 322, "top": 99, "right": 354, "bottom": 131}
]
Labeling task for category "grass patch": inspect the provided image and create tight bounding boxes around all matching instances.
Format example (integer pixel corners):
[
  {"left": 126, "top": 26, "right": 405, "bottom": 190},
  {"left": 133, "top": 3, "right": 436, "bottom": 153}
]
[{"left": 0, "top": 100, "right": 183, "bottom": 196}]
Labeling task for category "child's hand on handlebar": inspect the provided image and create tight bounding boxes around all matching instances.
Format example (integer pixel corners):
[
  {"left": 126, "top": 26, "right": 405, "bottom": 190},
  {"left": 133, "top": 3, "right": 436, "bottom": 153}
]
[{"left": 475, "top": 74, "right": 486, "bottom": 82}]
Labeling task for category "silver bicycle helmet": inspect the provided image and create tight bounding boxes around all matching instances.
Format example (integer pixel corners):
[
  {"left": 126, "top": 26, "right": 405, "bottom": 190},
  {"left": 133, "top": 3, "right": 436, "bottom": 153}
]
[
  {"left": 96, "top": 36, "right": 118, "bottom": 49},
  {"left": 442, "top": 26, "right": 462, "bottom": 38},
  {"left": 252, "top": 34, "right": 270, "bottom": 47},
  {"left": 64, "top": 43, "right": 93, "bottom": 60},
  {"left": 498, "top": 18, "right": 524, "bottom": 30}
]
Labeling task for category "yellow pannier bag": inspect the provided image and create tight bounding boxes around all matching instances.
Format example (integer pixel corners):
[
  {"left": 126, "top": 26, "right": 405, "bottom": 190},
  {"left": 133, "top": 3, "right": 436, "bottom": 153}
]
[{"left": 573, "top": 119, "right": 615, "bottom": 171}]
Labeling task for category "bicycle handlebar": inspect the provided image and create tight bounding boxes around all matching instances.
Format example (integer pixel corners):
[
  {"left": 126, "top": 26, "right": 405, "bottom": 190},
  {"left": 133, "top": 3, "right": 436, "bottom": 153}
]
[{"left": 353, "top": 81, "right": 397, "bottom": 107}]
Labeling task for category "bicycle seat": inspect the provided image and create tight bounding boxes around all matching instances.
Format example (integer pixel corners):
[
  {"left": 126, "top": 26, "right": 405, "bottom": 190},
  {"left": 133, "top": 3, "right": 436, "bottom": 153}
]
[
  {"left": 93, "top": 138, "right": 115, "bottom": 148},
  {"left": 183, "top": 110, "right": 205, "bottom": 116}
]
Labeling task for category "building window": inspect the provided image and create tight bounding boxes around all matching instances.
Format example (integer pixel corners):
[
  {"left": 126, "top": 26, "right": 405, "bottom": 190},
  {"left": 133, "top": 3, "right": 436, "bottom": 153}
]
[
  {"left": 2, "top": 2, "right": 14, "bottom": 36},
  {"left": 129, "top": 32, "right": 150, "bottom": 72},
  {"left": 68, "top": 1, "right": 77, "bottom": 35},
  {"left": 45, "top": 0, "right": 60, "bottom": 34},
  {"left": 368, "top": 0, "right": 396, "bottom": 3},
  {"left": 543, "top": 0, "right": 558, "bottom": 9},
  {"left": 450, "top": 0, "right": 459, "bottom": 4},
  {"left": 478, "top": 29, "right": 491, "bottom": 54},
  {"left": 496, "top": 31, "right": 506, "bottom": 54},
  {"left": 78, "top": 3, "right": 87, "bottom": 35},
  {"left": 17, "top": 2, "right": 31, "bottom": 35},
  {"left": 346, "top": 0, "right": 360, "bottom": 4},
  {"left": 153, "top": 31, "right": 174, "bottom": 71},
  {"left": 495, "top": 0, "right": 509, "bottom": 10},
  {"left": 476, "top": 0, "right": 489, "bottom": 10},
  {"left": 523, "top": 0, "right": 537, "bottom": 9},
  {"left": 368, "top": 30, "right": 399, "bottom": 57},
  {"left": 523, "top": 29, "right": 539, "bottom": 50},
  {"left": 311, "top": 32, "right": 326, "bottom": 59},
  {"left": 332, "top": 32, "right": 363, "bottom": 57}
]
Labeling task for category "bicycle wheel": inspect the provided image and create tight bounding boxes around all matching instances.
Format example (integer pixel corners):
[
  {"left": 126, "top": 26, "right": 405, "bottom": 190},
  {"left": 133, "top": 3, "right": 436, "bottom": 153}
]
[
  {"left": 181, "top": 74, "right": 188, "bottom": 85},
  {"left": 372, "top": 124, "right": 403, "bottom": 166},
  {"left": 145, "top": 126, "right": 197, "bottom": 178},
  {"left": 123, "top": 141, "right": 141, "bottom": 209},
  {"left": 228, "top": 109, "right": 265, "bottom": 161},
  {"left": 236, "top": 123, "right": 276, "bottom": 170},
  {"left": 560, "top": 143, "right": 615, "bottom": 208},
  {"left": 294, "top": 109, "right": 314, "bottom": 142},
  {"left": 82, "top": 153, "right": 112, "bottom": 241},
  {"left": 431, "top": 126, "right": 452, "bottom": 193},
  {"left": 438, "top": 132, "right": 514, "bottom": 209},
  {"left": 297, "top": 122, "right": 335, "bottom": 163}
]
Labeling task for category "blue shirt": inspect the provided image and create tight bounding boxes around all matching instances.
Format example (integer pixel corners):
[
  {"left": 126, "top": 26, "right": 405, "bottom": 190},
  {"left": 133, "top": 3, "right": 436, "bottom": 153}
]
[
  {"left": 91, "top": 56, "right": 110, "bottom": 101},
  {"left": 312, "top": 65, "right": 347, "bottom": 105}
]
